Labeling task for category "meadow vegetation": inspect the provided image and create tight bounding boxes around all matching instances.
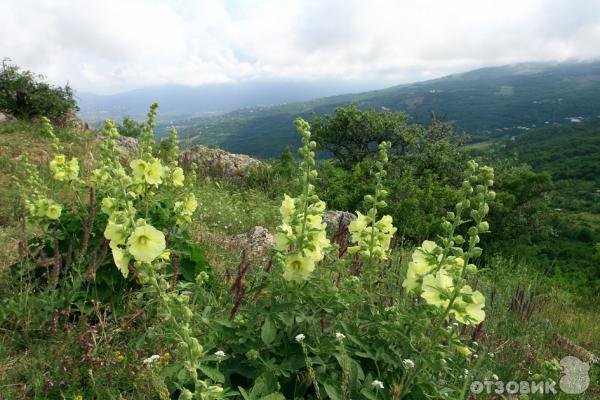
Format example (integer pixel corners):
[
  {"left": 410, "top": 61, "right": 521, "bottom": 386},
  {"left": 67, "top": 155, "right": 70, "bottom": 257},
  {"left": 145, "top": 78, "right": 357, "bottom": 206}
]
[{"left": 0, "top": 87, "right": 598, "bottom": 398}]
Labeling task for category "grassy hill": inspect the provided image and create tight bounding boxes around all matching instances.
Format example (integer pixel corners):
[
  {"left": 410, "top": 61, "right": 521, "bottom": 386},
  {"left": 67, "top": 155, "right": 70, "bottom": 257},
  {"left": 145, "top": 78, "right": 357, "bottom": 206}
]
[{"left": 170, "top": 61, "right": 600, "bottom": 158}]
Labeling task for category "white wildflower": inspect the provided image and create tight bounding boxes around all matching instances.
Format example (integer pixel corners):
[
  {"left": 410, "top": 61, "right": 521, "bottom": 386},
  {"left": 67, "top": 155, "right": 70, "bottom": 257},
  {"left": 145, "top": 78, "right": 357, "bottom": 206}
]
[
  {"left": 335, "top": 332, "right": 346, "bottom": 341},
  {"left": 403, "top": 359, "right": 415, "bottom": 369},
  {"left": 214, "top": 350, "right": 226, "bottom": 358},
  {"left": 464, "top": 369, "right": 469, "bottom": 376},
  {"left": 371, "top": 380, "right": 384, "bottom": 389},
  {"left": 295, "top": 333, "right": 306, "bottom": 343},
  {"left": 143, "top": 354, "right": 160, "bottom": 365}
]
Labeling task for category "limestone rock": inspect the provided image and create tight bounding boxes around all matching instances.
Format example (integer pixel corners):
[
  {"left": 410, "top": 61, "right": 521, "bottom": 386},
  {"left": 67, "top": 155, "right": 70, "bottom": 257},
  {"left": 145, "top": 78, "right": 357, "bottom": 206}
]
[
  {"left": 323, "top": 210, "right": 356, "bottom": 234},
  {"left": 234, "top": 226, "right": 274, "bottom": 257},
  {"left": 180, "top": 145, "right": 266, "bottom": 177}
]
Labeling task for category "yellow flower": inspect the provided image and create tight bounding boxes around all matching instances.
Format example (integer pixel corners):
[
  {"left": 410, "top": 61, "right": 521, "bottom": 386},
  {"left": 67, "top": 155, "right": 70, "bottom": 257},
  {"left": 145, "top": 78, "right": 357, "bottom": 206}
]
[
  {"left": 112, "top": 246, "right": 131, "bottom": 277},
  {"left": 452, "top": 285, "right": 486, "bottom": 325},
  {"left": 127, "top": 224, "right": 166, "bottom": 263},
  {"left": 49, "top": 155, "right": 66, "bottom": 173},
  {"left": 306, "top": 214, "right": 324, "bottom": 229},
  {"left": 456, "top": 345, "right": 472, "bottom": 357},
  {"left": 101, "top": 197, "right": 115, "bottom": 215},
  {"left": 172, "top": 167, "right": 184, "bottom": 186},
  {"left": 274, "top": 232, "right": 291, "bottom": 252},
  {"left": 159, "top": 250, "right": 171, "bottom": 261},
  {"left": 66, "top": 158, "right": 79, "bottom": 180},
  {"left": 283, "top": 253, "right": 315, "bottom": 282},
  {"left": 130, "top": 159, "right": 147, "bottom": 179},
  {"left": 183, "top": 194, "right": 197, "bottom": 214},
  {"left": 46, "top": 202, "right": 62, "bottom": 220},
  {"left": 376, "top": 215, "right": 396, "bottom": 234},
  {"left": 144, "top": 159, "right": 163, "bottom": 185},
  {"left": 421, "top": 268, "right": 453, "bottom": 308},
  {"left": 349, "top": 211, "right": 369, "bottom": 237},
  {"left": 104, "top": 222, "right": 128, "bottom": 246},
  {"left": 402, "top": 259, "right": 435, "bottom": 293},
  {"left": 304, "top": 231, "right": 330, "bottom": 262},
  {"left": 280, "top": 194, "right": 295, "bottom": 222}
]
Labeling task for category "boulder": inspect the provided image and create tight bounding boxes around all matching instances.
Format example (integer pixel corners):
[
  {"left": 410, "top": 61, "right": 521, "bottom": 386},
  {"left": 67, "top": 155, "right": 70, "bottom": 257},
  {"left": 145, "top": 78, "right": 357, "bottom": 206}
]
[
  {"left": 0, "top": 111, "right": 14, "bottom": 124},
  {"left": 323, "top": 210, "right": 356, "bottom": 234},
  {"left": 234, "top": 226, "right": 274, "bottom": 257},
  {"left": 180, "top": 145, "right": 266, "bottom": 177},
  {"left": 116, "top": 136, "right": 139, "bottom": 159}
]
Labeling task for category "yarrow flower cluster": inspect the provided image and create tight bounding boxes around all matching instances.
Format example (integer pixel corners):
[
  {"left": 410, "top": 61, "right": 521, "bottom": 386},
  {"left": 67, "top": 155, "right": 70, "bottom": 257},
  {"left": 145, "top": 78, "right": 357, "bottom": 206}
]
[
  {"left": 347, "top": 142, "right": 397, "bottom": 263},
  {"left": 402, "top": 161, "right": 494, "bottom": 329},
  {"left": 274, "top": 118, "right": 330, "bottom": 282}
]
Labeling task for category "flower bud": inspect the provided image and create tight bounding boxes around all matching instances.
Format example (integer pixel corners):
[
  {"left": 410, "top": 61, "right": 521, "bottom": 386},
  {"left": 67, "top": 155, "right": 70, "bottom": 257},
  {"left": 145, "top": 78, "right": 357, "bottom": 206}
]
[
  {"left": 441, "top": 220, "right": 452, "bottom": 232},
  {"left": 478, "top": 221, "right": 489, "bottom": 233},
  {"left": 470, "top": 247, "right": 483, "bottom": 258},
  {"left": 466, "top": 264, "right": 478, "bottom": 274}
]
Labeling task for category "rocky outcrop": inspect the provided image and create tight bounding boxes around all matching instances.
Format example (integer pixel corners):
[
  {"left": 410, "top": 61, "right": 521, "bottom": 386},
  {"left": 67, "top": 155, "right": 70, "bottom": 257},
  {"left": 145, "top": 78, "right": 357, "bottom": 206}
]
[
  {"left": 180, "top": 145, "right": 266, "bottom": 177},
  {"left": 0, "top": 111, "right": 15, "bottom": 124},
  {"left": 234, "top": 226, "right": 275, "bottom": 257},
  {"left": 323, "top": 210, "right": 356, "bottom": 234},
  {"left": 116, "top": 136, "right": 139, "bottom": 159}
]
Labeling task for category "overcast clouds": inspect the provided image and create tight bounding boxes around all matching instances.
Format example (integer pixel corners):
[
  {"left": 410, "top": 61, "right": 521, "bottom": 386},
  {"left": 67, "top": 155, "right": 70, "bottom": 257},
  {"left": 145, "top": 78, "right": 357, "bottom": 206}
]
[{"left": 2, "top": 0, "right": 600, "bottom": 94}]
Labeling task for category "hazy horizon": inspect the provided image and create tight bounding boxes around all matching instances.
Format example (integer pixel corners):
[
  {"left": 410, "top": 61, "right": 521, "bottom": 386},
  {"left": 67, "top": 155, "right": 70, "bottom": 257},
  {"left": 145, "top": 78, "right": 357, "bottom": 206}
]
[{"left": 3, "top": 0, "right": 600, "bottom": 95}]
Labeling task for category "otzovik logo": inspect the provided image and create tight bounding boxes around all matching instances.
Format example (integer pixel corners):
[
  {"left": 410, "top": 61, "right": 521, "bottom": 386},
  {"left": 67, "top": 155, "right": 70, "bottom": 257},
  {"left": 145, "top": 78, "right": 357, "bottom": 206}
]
[{"left": 559, "top": 356, "right": 590, "bottom": 394}]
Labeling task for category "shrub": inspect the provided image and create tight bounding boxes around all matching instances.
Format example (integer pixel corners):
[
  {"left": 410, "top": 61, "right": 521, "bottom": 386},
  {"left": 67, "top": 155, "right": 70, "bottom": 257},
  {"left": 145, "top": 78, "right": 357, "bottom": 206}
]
[{"left": 0, "top": 59, "right": 78, "bottom": 125}]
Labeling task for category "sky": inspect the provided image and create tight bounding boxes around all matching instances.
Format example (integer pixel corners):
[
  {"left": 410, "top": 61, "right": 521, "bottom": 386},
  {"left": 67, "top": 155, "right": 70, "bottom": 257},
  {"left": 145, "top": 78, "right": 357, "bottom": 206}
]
[{"left": 2, "top": 0, "right": 600, "bottom": 94}]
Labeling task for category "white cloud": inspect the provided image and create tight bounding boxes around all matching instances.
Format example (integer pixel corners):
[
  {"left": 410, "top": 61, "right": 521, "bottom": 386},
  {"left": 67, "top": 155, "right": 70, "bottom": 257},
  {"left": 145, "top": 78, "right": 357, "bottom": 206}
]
[{"left": 1, "top": 0, "right": 600, "bottom": 93}]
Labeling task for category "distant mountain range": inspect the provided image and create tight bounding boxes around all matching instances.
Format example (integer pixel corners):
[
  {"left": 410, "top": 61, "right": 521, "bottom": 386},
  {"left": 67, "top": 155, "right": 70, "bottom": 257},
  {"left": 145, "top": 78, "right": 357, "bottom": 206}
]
[
  {"left": 167, "top": 61, "right": 600, "bottom": 158},
  {"left": 76, "top": 79, "right": 389, "bottom": 123},
  {"left": 79, "top": 61, "right": 600, "bottom": 158}
]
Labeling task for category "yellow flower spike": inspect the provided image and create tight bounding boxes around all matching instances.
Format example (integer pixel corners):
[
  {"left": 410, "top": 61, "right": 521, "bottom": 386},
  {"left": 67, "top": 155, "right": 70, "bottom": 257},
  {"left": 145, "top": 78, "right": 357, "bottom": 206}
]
[
  {"left": 127, "top": 224, "right": 166, "bottom": 263},
  {"left": 111, "top": 247, "right": 131, "bottom": 277},
  {"left": 45, "top": 202, "right": 62, "bottom": 220},
  {"left": 172, "top": 167, "right": 184, "bottom": 187},
  {"left": 283, "top": 253, "right": 315, "bottom": 282}
]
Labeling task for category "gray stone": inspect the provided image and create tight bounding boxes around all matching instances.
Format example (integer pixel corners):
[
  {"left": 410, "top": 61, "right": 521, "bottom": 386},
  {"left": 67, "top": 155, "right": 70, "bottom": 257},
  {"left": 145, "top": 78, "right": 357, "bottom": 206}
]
[
  {"left": 234, "top": 226, "right": 274, "bottom": 257},
  {"left": 180, "top": 145, "right": 266, "bottom": 177},
  {"left": 323, "top": 210, "right": 356, "bottom": 234}
]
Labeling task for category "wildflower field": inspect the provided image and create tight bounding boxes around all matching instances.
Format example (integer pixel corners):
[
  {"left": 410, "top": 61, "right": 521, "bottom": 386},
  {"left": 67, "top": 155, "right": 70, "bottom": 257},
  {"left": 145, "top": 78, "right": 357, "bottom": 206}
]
[{"left": 0, "top": 107, "right": 598, "bottom": 400}]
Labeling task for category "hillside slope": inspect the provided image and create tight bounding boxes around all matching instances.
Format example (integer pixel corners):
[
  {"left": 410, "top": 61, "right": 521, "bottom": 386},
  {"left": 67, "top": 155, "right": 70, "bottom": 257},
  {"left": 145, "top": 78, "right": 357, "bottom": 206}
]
[{"left": 173, "top": 61, "right": 600, "bottom": 158}]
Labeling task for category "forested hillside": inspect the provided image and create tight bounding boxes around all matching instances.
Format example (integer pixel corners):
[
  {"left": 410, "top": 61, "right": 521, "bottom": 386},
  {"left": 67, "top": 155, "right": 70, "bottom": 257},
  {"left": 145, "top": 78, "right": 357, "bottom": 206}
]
[{"left": 169, "top": 61, "right": 600, "bottom": 158}]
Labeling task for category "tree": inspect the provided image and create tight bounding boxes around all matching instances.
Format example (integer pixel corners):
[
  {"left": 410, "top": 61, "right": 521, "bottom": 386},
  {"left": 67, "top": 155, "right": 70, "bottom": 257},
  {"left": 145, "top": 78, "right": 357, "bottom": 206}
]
[
  {"left": 0, "top": 59, "right": 78, "bottom": 124},
  {"left": 311, "top": 103, "right": 422, "bottom": 168}
]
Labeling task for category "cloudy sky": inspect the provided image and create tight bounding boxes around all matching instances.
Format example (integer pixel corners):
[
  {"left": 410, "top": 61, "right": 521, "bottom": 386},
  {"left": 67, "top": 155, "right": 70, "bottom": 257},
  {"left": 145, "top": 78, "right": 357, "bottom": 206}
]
[{"left": 2, "top": 0, "right": 600, "bottom": 94}]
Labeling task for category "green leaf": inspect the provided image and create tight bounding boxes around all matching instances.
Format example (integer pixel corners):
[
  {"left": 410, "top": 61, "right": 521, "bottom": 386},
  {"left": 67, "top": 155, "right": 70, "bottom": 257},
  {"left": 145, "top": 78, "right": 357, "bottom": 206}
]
[
  {"left": 237, "top": 387, "right": 251, "bottom": 400},
  {"left": 323, "top": 383, "right": 342, "bottom": 400},
  {"left": 261, "top": 317, "right": 276, "bottom": 346},
  {"left": 260, "top": 393, "right": 285, "bottom": 400},
  {"left": 198, "top": 365, "right": 225, "bottom": 383}
]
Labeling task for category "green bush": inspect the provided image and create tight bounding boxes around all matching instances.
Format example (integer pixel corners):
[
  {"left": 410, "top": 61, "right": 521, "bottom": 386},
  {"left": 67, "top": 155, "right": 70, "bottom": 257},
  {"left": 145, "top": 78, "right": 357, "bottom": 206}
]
[{"left": 0, "top": 59, "right": 78, "bottom": 124}]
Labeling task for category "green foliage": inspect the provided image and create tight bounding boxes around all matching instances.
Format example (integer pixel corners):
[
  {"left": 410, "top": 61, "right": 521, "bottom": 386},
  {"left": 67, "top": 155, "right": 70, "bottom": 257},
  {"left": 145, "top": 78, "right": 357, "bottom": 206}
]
[
  {"left": 117, "top": 116, "right": 145, "bottom": 138},
  {"left": 0, "top": 59, "right": 78, "bottom": 124},
  {"left": 311, "top": 104, "right": 419, "bottom": 168}
]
